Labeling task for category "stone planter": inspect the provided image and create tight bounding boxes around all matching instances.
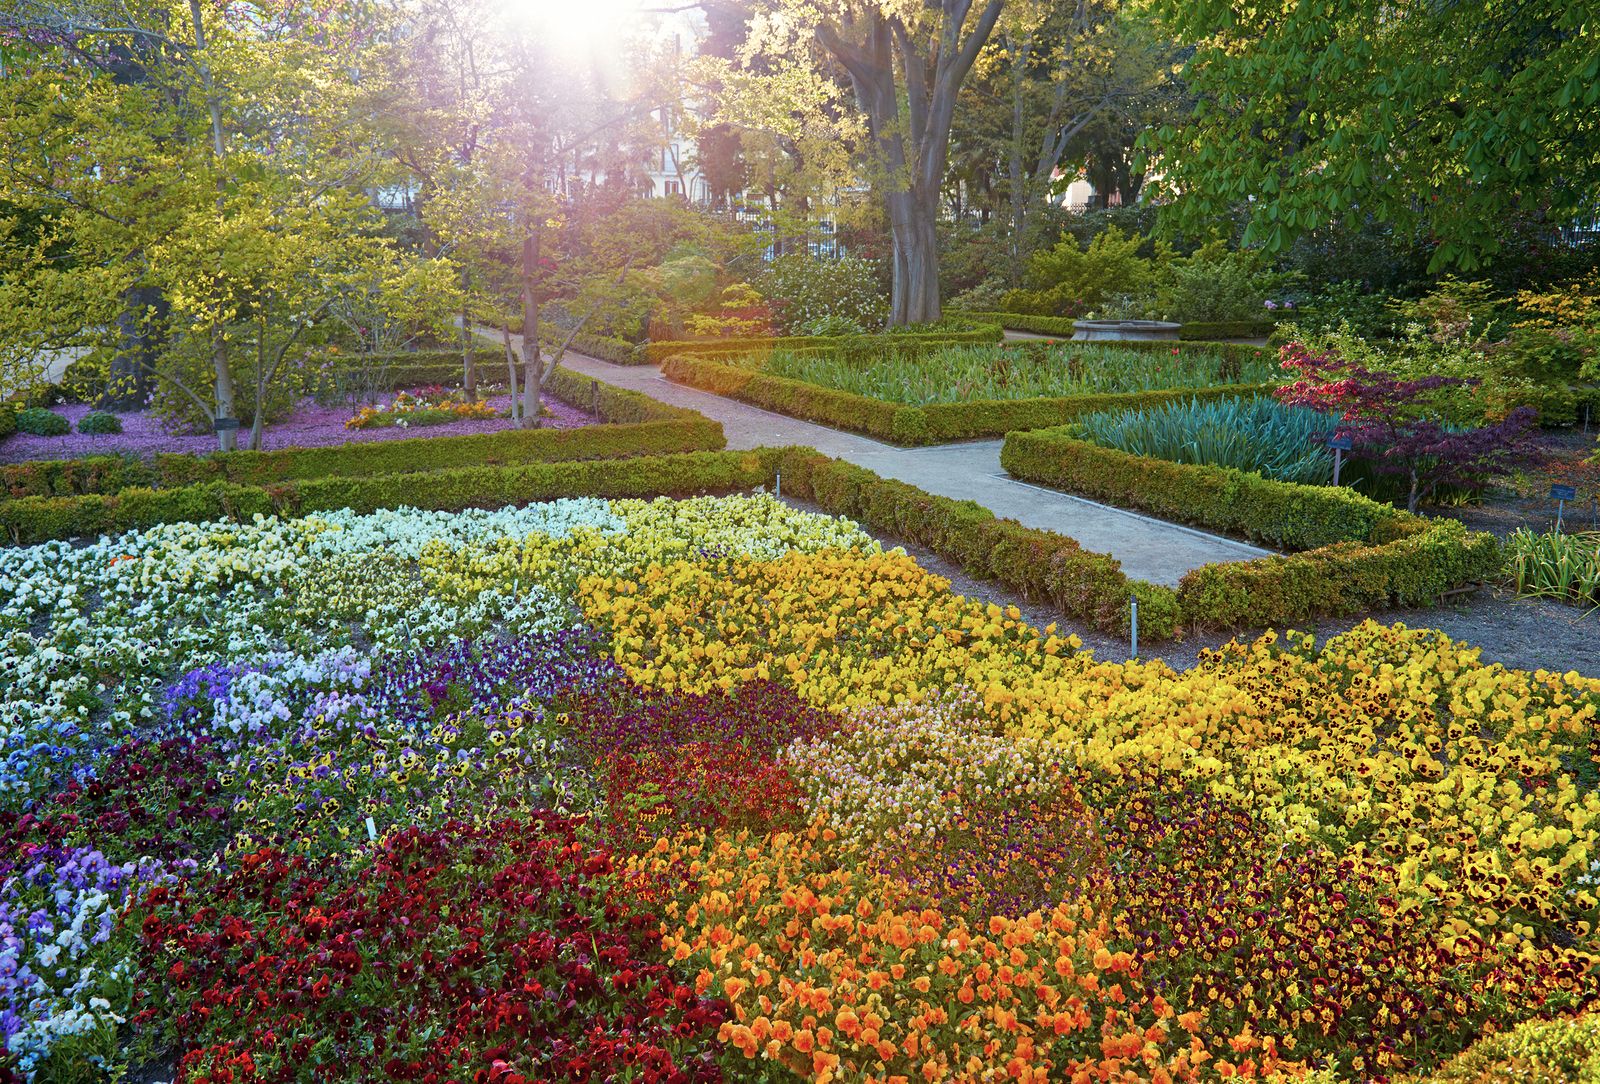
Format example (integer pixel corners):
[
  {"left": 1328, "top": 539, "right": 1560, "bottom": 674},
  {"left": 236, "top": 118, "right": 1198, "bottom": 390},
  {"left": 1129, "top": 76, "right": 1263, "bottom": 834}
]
[{"left": 1070, "top": 320, "right": 1182, "bottom": 342}]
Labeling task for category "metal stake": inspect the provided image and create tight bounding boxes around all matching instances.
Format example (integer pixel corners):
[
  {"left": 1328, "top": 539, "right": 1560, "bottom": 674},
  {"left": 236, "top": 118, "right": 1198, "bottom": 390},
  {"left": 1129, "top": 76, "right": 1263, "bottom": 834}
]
[
  {"left": 1130, "top": 597, "right": 1139, "bottom": 659},
  {"left": 775, "top": 472, "right": 781, "bottom": 501}
]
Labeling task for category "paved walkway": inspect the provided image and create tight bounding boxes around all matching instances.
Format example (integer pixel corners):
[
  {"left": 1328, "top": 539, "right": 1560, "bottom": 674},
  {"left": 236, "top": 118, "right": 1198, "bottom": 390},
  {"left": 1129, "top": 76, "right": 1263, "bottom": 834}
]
[{"left": 490, "top": 330, "right": 1272, "bottom": 586}]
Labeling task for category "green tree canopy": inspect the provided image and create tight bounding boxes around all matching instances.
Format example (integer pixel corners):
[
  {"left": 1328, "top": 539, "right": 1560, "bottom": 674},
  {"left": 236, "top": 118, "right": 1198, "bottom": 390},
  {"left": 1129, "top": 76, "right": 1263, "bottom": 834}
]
[{"left": 1142, "top": 0, "right": 1600, "bottom": 272}]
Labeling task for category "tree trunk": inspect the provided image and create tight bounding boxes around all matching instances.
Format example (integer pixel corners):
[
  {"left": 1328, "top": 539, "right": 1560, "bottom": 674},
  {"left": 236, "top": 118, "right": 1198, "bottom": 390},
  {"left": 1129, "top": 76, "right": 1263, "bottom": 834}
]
[
  {"left": 520, "top": 227, "right": 542, "bottom": 428},
  {"left": 108, "top": 284, "right": 162, "bottom": 410},
  {"left": 887, "top": 190, "right": 941, "bottom": 326},
  {"left": 1007, "top": 37, "right": 1030, "bottom": 286},
  {"left": 212, "top": 326, "right": 237, "bottom": 452},
  {"left": 189, "top": 0, "right": 236, "bottom": 452},
  {"left": 502, "top": 324, "right": 519, "bottom": 422},
  {"left": 460, "top": 269, "right": 476, "bottom": 401},
  {"left": 248, "top": 319, "right": 267, "bottom": 451}
]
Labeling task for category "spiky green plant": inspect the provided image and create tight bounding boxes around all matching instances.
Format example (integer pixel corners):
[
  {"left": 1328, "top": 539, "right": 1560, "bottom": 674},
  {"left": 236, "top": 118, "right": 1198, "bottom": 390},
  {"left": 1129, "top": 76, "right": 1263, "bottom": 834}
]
[
  {"left": 753, "top": 343, "right": 1274, "bottom": 405},
  {"left": 1508, "top": 528, "right": 1600, "bottom": 609},
  {"left": 1074, "top": 395, "right": 1336, "bottom": 484}
]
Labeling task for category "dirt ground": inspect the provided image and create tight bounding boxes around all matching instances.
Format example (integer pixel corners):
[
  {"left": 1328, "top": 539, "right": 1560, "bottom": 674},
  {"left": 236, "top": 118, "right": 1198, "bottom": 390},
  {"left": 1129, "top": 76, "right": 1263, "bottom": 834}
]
[{"left": 1435, "top": 427, "right": 1600, "bottom": 537}]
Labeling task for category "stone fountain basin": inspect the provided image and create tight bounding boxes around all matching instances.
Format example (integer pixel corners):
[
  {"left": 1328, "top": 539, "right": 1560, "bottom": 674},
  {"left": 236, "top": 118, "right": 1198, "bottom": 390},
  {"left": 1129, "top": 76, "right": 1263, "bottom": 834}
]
[{"left": 1070, "top": 320, "right": 1182, "bottom": 342}]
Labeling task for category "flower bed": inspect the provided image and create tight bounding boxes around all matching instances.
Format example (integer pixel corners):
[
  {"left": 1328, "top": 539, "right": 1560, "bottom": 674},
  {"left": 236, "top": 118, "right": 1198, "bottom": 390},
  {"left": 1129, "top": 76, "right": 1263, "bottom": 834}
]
[
  {"left": 663, "top": 351, "right": 1275, "bottom": 444},
  {"left": 3, "top": 490, "right": 1597, "bottom": 1082},
  {"left": 0, "top": 391, "right": 594, "bottom": 464}
]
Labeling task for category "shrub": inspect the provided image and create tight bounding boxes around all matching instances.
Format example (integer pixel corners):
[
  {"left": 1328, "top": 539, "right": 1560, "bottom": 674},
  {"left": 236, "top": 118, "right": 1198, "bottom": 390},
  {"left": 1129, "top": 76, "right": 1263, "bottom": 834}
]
[
  {"left": 762, "top": 253, "right": 887, "bottom": 334},
  {"left": 0, "top": 404, "right": 15, "bottom": 439},
  {"left": 76, "top": 411, "right": 124, "bottom": 435},
  {"left": 1160, "top": 240, "right": 1277, "bottom": 322},
  {"left": 16, "top": 407, "right": 69, "bottom": 436},
  {"left": 1023, "top": 227, "right": 1157, "bottom": 310}
]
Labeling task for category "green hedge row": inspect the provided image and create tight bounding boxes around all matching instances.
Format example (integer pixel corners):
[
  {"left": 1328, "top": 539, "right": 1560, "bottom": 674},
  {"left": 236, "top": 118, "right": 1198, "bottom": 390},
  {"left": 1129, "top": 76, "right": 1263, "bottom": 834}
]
[
  {"left": 766, "top": 448, "right": 1161, "bottom": 637},
  {"left": 1, "top": 367, "right": 721, "bottom": 501},
  {"left": 643, "top": 326, "right": 1003, "bottom": 364},
  {"left": 1000, "top": 425, "right": 1503, "bottom": 629},
  {"left": 1178, "top": 319, "right": 1276, "bottom": 340},
  {"left": 0, "top": 449, "right": 773, "bottom": 546},
  {"left": 662, "top": 353, "right": 1271, "bottom": 445},
  {"left": 1175, "top": 520, "right": 1502, "bottom": 629},
  {"left": 999, "top": 429, "right": 1408, "bottom": 551},
  {"left": 0, "top": 404, "right": 14, "bottom": 439},
  {"left": 950, "top": 311, "right": 1077, "bottom": 337},
  {"left": 540, "top": 328, "right": 645, "bottom": 365}
]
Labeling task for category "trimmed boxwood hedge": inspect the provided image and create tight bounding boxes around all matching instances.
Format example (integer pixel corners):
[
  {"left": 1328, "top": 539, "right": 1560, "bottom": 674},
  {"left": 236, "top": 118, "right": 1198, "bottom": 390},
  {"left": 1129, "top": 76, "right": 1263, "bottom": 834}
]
[
  {"left": 999, "top": 429, "right": 1406, "bottom": 551},
  {"left": 949, "top": 311, "right": 1078, "bottom": 337},
  {"left": 0, "top": 367, "right": 722, "bottom": 501},
  {"left": 0, "top": 442, "right": 1168, "bottom": 640},
  {"left": 662, "top": 352, "right": 1273, "bottom": 445},
  {"left": 539, "top": 328, "right": 645, "bottom": 365},
  {"left": 766, "top": 448, "right": 1163, "bottom": 637},
  {"left": 1000, "top": 425, "right": 1503, "bottom": 629},
  {"left": 1178, "top": 319, "right": 1276, "bottom": 340},
  {"left": 0, "top": 450, "right": 772, "bottom": 546},
  {"left": 1174, "top": 520, "right": 1502, "bottom": 629},
  {"left": 643, "top": 325, "right": 1004, "bottom": 364}
]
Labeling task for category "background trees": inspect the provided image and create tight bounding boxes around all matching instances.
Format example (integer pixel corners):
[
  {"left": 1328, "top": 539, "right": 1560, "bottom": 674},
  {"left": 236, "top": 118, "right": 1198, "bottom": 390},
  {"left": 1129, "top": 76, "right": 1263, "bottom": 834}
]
[
  {"left": 1142, "top": 0, "right": 1600, "bottom": 273},
  {"left": 0, "top": 0, "right": 453, "bottom": 449}
]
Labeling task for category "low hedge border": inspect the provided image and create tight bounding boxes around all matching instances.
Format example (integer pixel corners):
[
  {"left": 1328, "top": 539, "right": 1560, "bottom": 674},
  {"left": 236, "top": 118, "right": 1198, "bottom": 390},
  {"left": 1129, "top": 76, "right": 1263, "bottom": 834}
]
[
  {"left": 765, "top": 448, "right": 1161, "bottom": 637},
  {"left": 0, "top": 367, "right": 722, "bottom": 501},
  {"left": 538, "top": 328, "right": 644, "bottom": 365},
  {"left": 643, "top": 326, "right": 1004, "bottom": 364},
  {"left": 0, "top": 442, "right": 1165, "bottom": 640},
  {"left": 662, "top": 352, "right": 1273, "bottom": 445},
  {"left": 999, "top": 429, "right": 1409, "bottom": 551},
  {"left": 0, "top": 450, "right": 768, "bottom": 547},
  {"left": 950, "top": 311, "right": 1078, "bottom": 337},
  {"left": 1174, "top": 520, "right": 1502, "bottom": 629},
  {"left": 1178, "top": 319, "right": 1276, "bottom": 340},
  {"left": 999, "top": 426, "right": 1503, "bottom": 629}
]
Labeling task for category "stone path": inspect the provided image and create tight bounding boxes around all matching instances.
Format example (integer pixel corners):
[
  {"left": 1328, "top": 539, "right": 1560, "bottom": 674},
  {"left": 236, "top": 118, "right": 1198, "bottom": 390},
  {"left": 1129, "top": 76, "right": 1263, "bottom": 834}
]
[{"left": 490, "top": 330, "right": 1272, "bottom": 587}]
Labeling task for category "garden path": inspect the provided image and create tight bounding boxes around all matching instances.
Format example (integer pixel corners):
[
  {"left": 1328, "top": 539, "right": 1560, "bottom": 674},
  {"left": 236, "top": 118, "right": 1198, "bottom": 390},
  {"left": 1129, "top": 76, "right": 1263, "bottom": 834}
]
[{"left": 492, "top": 330, "right": 1273, "bottom": 586}]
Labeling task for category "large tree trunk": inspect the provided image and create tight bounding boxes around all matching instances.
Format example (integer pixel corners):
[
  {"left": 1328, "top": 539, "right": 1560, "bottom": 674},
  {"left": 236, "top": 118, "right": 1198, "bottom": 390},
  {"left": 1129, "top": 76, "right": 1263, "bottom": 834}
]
[
  {"left": 211, "top": 326, "right": 237, "bottom": 452},
  {"left": 519, "top": 227, "right": 541, "bottom": 427},
  {"left": 460, "top": 268, "right": 476, "bottom": 400},
  {"left": 108, "top": 284, "right": 164, "bottom": 409},
  {"left": 816, "top": 1, "right": 1003, "bottom": 327},
  {"left": 887, "top": 190, "right": 941, "bottom": 325}
]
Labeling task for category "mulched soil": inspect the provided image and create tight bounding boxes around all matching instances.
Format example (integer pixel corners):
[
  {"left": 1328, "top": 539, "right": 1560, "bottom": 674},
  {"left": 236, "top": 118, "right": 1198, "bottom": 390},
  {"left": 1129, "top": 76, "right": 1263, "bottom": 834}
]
[
  {"left": 1431, "top": 427, "right": 1600, "bottom": 537},
  {"left": 1, "top": 392, "right": 596, "bottom": 464}
]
